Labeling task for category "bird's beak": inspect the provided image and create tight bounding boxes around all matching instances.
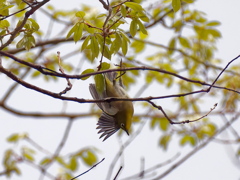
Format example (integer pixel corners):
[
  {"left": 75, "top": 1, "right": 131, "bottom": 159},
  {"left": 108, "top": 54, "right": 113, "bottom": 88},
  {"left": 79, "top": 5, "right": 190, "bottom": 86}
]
[{"left": 125, "top": 130, "right": 129, "bottom": 136}]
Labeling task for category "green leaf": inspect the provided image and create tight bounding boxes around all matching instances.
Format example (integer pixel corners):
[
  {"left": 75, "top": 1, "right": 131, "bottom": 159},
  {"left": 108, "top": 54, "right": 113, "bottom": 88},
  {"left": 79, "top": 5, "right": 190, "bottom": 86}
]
[
  {"left": 130, "top": 20, "right": 138, "bottom": 37},
  {"left": 66, "top": 24, "right": 76, "bottom": 39},
  {"left": 138, "top": 13, "right": 150, "bottom": 22},
  {"left": 84, "top": 23, "right": 95, "bottom": 33},
  {"left": 40, "top": 158, "right": 51, "bottom": 165},
  {"left": 94, "top": 74, "right": 105, "bottom": 94},
  {"left": 180, "top": 135, "right": 196, "bottom": 146},
  {"left": 67, "top": 22, "right": 84, "bottom": 42},
  {"left": 80, "top": 69, "right": 95, "bottom": 80},
  {"left": 81, "top": 35, "right": 91, "bottom": 51},
  {"left": 115, "top": 33, "right": 122, "bottom": 48},
  {"left": 207, "top": 29, "right": 221, "bottom": 38},
  {"left": 7, "top": 133, "right": 28, "bottom": 143},
  {"left": 137, "top": 20, "right": 148, "bottom": 35},
  {"left": 110, "top": 33, "right": 122, "bottom": 54},
  {"left": 90, "top": 35, "right": 99, "bottom": 59},
  {"left": 121, "top": 37, "right": 128, "bottom": 55},
  {"left": 125, "top": 2, "right": 144, "bottom": 11},
  {"left": 102, "top": 45, "right": 112, "bottom": 60},
  {"left": 13, "top": 166, "right": 21, "bottom": 175},
  {"left": 131, "top": 40, "right": 145, "bottom": 53},
  {"left": 16, "top": 35, "right": 36, "bottom": 51},
  {"left": 56, "top": 156, "right": 67, "bottom": 167},
  {"left": 7, "top": 134, "right": 20, "bottom": 142},
  {"left": 206, "top": 21, "right": 221, "bottom": 27},
  {"left": 74, "top": 23, "right": 84, "bottom": 42},
  {"left": 159, "top": 135, "right": 171, "bottom": 150},
  {"left": 168, "top": 37, "right": 176, "bottom": 55},
  {"left": 75, "top": 11, "right": 85, "bottom": 18},
  {"left": 81, "top": 150, "right": 97, "bottom": 166},
  {"left": 100, "top": 62, "right": 110, "bottom": 70},
  {"left": 31, "top": 71, "right": 41, "bottom": 78},
  {"left": 159, "top": 119, "right": 169, "bottom": 131},
  {"left": 139, "top": 31, "right": 148, "bottom": 39},
  {"left": 172, "top": 0, "right": 181, "bottom": 12},
  {"left": 121, "top": 5, "right": 127, "bottom": 17},
  {"left": 22, "top": 152, "right": 35, "bottom": 162},
  {"left": 97, "top": 13, "right": 107, "bottom": 18},
  {"left": 0, "top": 20, "right": 10, "bottom": 28},
  {"left": 119, "top": 31, "right": 130, "bottom": 43},
  {"left": 178, "top": 36, "right": 190, "bottom": 48},
  {"left": 22, "top": 147, "right": 35, "bottom": 162},
  {"left": 68, "top": 156, "right": 78, "bottom": 171},
  {"left": 202, "top": 123, "right": 216, "bottom": 137},
  {"left": 150, "top": 117, "right": 158, "bottom": 129},
  {"left": 28, "top": 19, "right": 39, "bottom": 31},
  {"left": 0, "top": 5, "right": 14, "bottom": 16}
]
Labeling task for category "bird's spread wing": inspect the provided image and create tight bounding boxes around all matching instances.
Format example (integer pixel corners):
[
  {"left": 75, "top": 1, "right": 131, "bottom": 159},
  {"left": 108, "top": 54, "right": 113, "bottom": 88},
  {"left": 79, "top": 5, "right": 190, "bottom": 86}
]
[
  {"left": 96, "top": 112, "right": 119, "bottom": 141},
  {"left": 89, "top": 83, "right": 118, "bottom": 115}
]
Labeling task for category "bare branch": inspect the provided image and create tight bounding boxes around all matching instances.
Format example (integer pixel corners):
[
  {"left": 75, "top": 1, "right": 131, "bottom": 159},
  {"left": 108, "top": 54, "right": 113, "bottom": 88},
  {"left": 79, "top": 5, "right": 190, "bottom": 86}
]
[
  {"left": 0, "top": 102, "right": 98, "bottom": 118},
  {"left": 148, "top": 101, "right": 218, "bottom": 124},
  {"left": 57, "top": 51, "right": 72, "bottom": 95},
  {"left": 106, "top": 121, "right": 147, "bottom": 179},
  {"left": 71, "top": 158, "right": 105, "bottom": 180},
  {"left": 113, "top": 166, "right": 123, "bottom": 180},
  {"left": 133, "top": 38, "right": 240, "bottom": 76},
  {"left": 25, "top": 137, "right": 52, "bottom": 155},
  {"left": 40, "top": 118, "right": 73, "bottom": 179},
  {"left": 152, "top": 113, "right": 240, "bottom": 179},
  {"left": 121, "top": 153, "right": 180, "bottom": 180},
  {"left": 99, "top": 0, "right": 109, "bottom": 10},
  {"left": 206, "top": 54, "right": 240, "bottom": 92}
]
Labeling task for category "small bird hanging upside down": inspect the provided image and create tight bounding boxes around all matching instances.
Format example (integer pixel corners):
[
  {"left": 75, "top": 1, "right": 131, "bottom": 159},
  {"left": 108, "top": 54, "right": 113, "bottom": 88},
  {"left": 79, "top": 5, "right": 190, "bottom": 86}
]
[{"left": 89, "top": 71, "right": 134, "bottom": 141}]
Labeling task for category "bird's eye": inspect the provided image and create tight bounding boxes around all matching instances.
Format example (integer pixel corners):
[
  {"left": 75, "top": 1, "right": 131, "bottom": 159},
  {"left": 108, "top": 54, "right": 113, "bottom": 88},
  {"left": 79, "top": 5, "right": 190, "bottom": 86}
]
[{"left": 121, "top": 123, "right": 125, "bottom": 128}]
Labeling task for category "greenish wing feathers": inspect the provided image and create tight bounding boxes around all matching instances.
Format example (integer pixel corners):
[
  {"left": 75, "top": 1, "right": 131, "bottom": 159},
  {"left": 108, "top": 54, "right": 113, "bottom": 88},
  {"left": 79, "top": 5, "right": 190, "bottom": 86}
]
[{"left": 89, "top": 83, "right": 118, "bottom": 115}]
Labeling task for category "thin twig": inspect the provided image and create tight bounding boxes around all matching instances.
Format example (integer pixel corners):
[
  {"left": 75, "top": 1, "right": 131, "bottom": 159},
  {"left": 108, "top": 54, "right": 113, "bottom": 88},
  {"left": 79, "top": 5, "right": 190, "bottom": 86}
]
[
  {"left": 148, "top": 101, "right": 217, "bottom": 124},
  {"left": 112, "top": 0, "right": 131, "bottom": 8},
  {"left": 206, "top": 54, "right": 240, "bottom": 92},
  {"left": 106, "top": 121, "right": 146, "bottom": 179},
  {"left": 25, "top": 137, "right": 52, "bottom": 155},
  {"left": 0, "top": 102, "right": 98, "bottom": 118},
  {"left": 39, "top": 119, "right": 73, "bottom": 179},
  {"left": 132, "top": 38, "right": 240, "bottom": 76},
  {"left": 57, "top": 51, "right": 72, "bottom": 95},
  {"left": 0, "top": 0, "right": 50, "bottom": 50},
  {"left": 0, "top": 6, "right": 30, "bottom": 21},
  {"left": 152, "top": 112, "right": 240, "bottom": 179},
  {"left": 120, "top": 153, "right": 180, "bottom": 180},
  {"left": 113, "top": 166, "right": 123, "bottom": 180},
  {"left": 71, "top": 158, "right": 105, "bottom": 180}
]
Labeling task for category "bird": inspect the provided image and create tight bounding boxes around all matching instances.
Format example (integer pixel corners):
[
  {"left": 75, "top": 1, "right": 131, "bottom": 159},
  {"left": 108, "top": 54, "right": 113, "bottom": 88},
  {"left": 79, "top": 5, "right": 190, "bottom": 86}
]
[{"left": 89, "top": 71, "right": 134, "bottom": 141}]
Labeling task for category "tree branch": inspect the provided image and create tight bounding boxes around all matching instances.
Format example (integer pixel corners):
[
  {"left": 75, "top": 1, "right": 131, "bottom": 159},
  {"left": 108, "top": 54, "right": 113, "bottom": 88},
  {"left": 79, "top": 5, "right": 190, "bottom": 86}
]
[
  {"left": 0, "top": 0, "right": 50, "bottom": 50},
  {"left": 40, "top": 118, "right": 73, "bottom": 179},
  {"left": 152, "top": 112, "right": 240, "bottom": 179},
  {"left": 71, "top": 158, "right": 105, "bottom": 180},
  {"left": 1, "top": 51, "right": 239, "bottom": 95}
]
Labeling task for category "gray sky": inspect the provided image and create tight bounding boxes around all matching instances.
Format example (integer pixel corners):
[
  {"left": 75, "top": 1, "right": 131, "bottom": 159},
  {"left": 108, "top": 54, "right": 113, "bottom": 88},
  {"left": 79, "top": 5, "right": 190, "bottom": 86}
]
[{"left": 1, "top": 0, "right": 240, "bottom": 180}]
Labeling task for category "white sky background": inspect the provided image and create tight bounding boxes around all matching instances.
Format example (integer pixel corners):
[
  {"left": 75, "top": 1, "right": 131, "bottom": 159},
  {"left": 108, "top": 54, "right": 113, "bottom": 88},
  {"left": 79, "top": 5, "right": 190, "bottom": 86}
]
[{"left": 0, "top": 0, "right": 240, "bottom": 180}]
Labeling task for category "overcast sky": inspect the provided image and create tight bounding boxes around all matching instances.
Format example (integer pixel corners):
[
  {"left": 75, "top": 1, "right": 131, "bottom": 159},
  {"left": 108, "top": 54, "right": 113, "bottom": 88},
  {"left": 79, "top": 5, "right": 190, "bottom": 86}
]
[{"left": 1, "top": 0, "right": 240, "bottom": 180}]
